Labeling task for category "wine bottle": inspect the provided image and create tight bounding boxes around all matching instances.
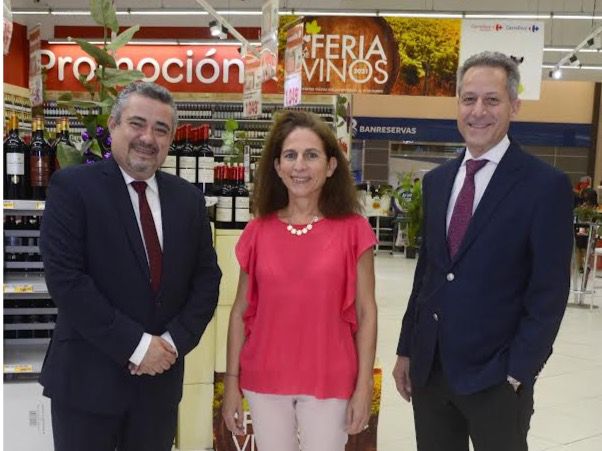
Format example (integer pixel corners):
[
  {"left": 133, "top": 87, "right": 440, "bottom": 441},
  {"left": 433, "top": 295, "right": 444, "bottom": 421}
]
[
  {"left": 53, "top": 118, "right": 74, "bottom": 171},
  {"left": 29, "top": 117, "right": 51, "bottom": 200},
  {"left": 179, "top": 124, "right": 196, "bottom": 184},
  {"left": 198, "top": 124, "right": 215, "bottom": 195},
  {"left": 216, "top": 164, "right": 234, "bottom": 229},
  {"left": 161, "top": 126, "right": 179, "bottom": 176},
  {"left": 234, "top": 163, "right": 250, "bottom": 229},
  {"left": 4, "top": 113, "right": 28, "bottom": 199}
]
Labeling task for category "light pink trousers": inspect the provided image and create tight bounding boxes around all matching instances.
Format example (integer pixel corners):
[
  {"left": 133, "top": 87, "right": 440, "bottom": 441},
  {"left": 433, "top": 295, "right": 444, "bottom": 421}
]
[{"left": 243, "top": 390, "right": 349, "bottom": 451}]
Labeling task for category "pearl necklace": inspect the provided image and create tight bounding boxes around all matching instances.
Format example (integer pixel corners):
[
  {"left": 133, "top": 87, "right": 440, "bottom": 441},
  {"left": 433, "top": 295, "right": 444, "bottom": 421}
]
[{"left": 286, "top": 216, "right": 319, "bottom": 236}]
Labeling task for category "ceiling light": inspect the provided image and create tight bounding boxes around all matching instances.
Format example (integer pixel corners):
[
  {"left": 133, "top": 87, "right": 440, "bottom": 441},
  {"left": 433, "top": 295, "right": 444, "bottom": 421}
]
[
  {"left": 382, "top": 12, "right": 463, "bottom": 18},
  {"left": 569, "top": 54, "right": 581, "bottom": 66},
  {"left": 50, "top": 10, "right": 90, "bottom": 15},
  {"left": 464, "top": 13, "right": 550, "bottom": 19},
  {"left": 549, "top": 68, "right": 562, "bottom": 79}
]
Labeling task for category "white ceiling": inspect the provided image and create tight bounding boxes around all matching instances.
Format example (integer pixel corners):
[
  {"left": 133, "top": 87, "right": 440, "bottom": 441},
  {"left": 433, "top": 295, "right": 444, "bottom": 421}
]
[{"left": 9, "top": 0, "right": 602, "bottom": 81}]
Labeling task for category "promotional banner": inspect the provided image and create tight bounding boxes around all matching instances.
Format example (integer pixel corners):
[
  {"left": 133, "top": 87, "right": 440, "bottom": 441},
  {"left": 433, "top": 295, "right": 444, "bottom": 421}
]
[
  {"left": 260, "top": 0, "right": 279, "bottom": 82},
  {"left": 243, "top": 54, "right": 262, "bottom": 118},
  {"left": 460, "top": 20, "right": 544, "bottom": 100},
  {"left": 277, "top": 16, "right": 461, "bottom": 96},
  {"left": 284, "top": 22, "right": 304, "bottom": 107},
  {"left": 213, "top": 368, "right": 381, "bottom": 451},
  {"left": 28, "top": 24, "right": 43, "bottom": 107},
  {"left": 40, "top": 44, "right": 247, "bottom": 93}
]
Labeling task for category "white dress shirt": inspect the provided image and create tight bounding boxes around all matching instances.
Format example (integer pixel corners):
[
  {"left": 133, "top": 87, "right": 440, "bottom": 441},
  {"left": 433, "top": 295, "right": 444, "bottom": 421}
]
[
  {"left": 446, "top": 135, "right": 510, "bottom": 233},
  {"left": 118, "top": 168, "right": 177, "bottom": 365}
]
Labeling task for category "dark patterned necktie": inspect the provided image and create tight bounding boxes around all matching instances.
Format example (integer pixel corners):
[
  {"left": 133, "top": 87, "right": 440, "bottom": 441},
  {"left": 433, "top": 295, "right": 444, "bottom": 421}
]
[
  {"left": 131, "top": 181, "right": 162, "bottom": 294},
  {"left": 447, "top": 159, "right": 488, "bottom": 258}
]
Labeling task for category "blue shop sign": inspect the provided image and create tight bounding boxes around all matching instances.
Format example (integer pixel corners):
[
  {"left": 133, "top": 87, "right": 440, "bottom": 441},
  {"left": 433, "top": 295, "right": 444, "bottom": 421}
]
[{"left": 352, "top": 117, "right": 592, "bottom": 148}]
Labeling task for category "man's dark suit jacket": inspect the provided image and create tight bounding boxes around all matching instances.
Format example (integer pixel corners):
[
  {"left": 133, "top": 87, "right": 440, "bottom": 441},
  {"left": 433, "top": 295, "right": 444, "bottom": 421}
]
[
  {"left": 397, "top": 141, "right": 574, "bottom": 395},
  {"left": 39, "top": 158, "right": 221, "bottom": 415}
]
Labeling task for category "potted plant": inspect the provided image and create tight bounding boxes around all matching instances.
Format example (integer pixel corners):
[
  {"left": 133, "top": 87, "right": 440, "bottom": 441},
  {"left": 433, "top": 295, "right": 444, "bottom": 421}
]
[
  {"left": 56, "top": 0, "right": 144, "bottom": 167},
  {"left": 391, "top": 173, "right": 423, "bottom": 258}
]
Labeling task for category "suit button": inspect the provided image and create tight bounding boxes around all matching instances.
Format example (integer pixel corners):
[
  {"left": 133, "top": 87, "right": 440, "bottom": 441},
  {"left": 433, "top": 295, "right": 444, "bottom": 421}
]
[
  {"left": 446, "top": 273, "right": 455, "bottom": 281},
  {"left": 433, "top": 313, "right": 439, "bottom": 321}
]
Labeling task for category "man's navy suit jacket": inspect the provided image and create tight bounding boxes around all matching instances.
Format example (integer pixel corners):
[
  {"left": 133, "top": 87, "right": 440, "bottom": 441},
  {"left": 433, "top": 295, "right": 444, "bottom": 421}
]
[
  {"left": 397, "top": 141, "right": 574, "bottom": 395},
  {"left": 39, "top": 158, "right": 221, "bottom": 415}
]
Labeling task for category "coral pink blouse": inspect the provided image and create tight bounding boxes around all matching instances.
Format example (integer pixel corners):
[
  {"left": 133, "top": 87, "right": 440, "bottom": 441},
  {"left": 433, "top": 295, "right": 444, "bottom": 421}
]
[{"left": 235, "top": 213, "right": 377, "bottom": 399}]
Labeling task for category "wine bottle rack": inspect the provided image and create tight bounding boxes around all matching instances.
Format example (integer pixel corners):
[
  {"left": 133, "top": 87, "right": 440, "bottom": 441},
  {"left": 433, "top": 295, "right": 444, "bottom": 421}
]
[{"left": 3, "top": 202, "right": 53, "bottom": 379}]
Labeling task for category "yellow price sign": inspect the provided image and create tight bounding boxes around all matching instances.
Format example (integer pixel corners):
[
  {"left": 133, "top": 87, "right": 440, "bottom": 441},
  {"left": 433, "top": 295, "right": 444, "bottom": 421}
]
[
  {"left": 35, "top": 201, "right": 45, "bottom": 210},
  {"left": 14, "top": 285, "right": 34, "bottom": 293},
  {"left": 4, "top": 201, "right": 15, "bottom": 209},
  {"left": 3, "top": 364, "right": 33, "bottom": 373}
]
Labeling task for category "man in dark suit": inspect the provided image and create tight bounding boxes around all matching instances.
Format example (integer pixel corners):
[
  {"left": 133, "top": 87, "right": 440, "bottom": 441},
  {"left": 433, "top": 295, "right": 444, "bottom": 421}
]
[
  {"left": 392, "top": 51, "right": 574, "bottom": 451},
  {"left": 40, "top": 81, "right": 221, "bottom": 451}
]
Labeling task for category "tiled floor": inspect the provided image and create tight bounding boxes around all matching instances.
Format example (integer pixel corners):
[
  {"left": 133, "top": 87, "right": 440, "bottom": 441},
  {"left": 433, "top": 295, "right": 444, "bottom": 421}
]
[{"left": 375, "top": 253, "right": 602, "bottom": 451}]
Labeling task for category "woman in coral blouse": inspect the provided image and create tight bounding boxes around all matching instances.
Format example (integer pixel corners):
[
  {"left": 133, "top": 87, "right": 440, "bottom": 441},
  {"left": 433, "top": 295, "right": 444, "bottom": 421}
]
[{"left": 222, "top": 110, "right": 377, "bottom": 451}]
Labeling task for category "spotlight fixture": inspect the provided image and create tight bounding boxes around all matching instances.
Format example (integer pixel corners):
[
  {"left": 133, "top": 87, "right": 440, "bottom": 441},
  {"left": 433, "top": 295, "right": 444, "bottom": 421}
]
[
  {"left": 569, "top": 54, "right": 581, "bottom": 66},
  {"left": 209, "top": 20, "right": 220, "bottom": 36},
  {"left": 209, "top": 20, "right": 227, "bottom": 39},
  {"left": 549, "top": 68, "right": 562, "bottom": 79}
]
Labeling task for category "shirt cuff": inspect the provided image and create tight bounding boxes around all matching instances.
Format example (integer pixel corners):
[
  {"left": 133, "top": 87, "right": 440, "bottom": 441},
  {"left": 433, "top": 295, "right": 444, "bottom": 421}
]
[
  {"left": 161, "top": 331, "right": 178, "bottom": 357},
  {"left": 507, "top": 375, "right": 522, "bottom": 390},
  {"left": 129, "top": 333, "right": 152, "bottom": 366}
]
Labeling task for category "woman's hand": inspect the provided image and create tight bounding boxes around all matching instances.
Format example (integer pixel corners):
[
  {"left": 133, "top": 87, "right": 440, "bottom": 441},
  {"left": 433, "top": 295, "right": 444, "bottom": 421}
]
[
  {"left": 345, "top": 382, "right": 373, "bottom": 434},
  {"left": 222, "top": 377, "right": 245, "bottom": 435}
]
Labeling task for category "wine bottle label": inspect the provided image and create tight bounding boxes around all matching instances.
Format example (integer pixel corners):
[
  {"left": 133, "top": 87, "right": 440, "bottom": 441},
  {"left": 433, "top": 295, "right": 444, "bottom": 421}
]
[
  {"left": 6, "top": 153, "right": 25, "bottom": 175},
  {"left": 198, "top": 156, "right": 215, "bottom": 169},
  {"left": 235, "top": 208, "right": 250, "bottom": 222},
  {"left": 180, "top": 156, "right": 196, "bottom": 169},
  {"left": 235, "top": 196, "right": 250, "bottom": 209},
  {"left": 161, "top": 167, "right": 177, "bottom": 175},
  {"left": 217, "top": 196, "right": 233, "bottom": 208},
  {"left": 198, "top": 169, "right": 214, "bottom": 184},
  {"left": 216, "top": 207, "right": 232, "bottom": 222},
  {"left": 163, "top": 155, "right": 177, "bottom": 167},
  {"left": 180, "top": 168, "right": 196, "bottom": 183},
  {"left": 30, "top": 155, "right": 50, "bottom": 187}
]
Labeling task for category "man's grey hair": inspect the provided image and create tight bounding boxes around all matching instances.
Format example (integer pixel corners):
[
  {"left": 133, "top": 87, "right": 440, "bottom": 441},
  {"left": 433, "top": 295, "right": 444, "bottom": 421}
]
[
  {"left": 110, "top": 81, "right": 178, "bottom": 132},
  {"left": 456, "top": 51, "right": 521, "bottom": 101}
]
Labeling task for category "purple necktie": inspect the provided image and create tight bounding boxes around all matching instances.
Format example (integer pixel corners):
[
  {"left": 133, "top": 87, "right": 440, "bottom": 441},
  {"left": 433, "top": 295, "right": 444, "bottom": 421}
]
[
  {"left": 447, "top": 159, "right": 488, "bottom": 258},
  {"left": 131, "top": 181, "right": 162, "bottom": 294}
]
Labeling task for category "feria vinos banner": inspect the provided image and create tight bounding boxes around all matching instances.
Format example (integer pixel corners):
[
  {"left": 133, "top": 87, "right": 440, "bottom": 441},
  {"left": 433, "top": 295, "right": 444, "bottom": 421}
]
[{"left": 40, "top": 17, "right": 462, "bottom": 96}]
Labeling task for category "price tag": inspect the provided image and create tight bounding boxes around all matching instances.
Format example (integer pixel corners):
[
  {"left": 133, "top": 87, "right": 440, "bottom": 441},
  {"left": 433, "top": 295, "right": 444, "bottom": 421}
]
[
  {"left": 4, "top": 364, "right": 33, "bottom": 373},
  {"left": 35, "top": 201, "right": 45, "bottom": 210},
  {"left": 244, "top": 99, "right": 260, "bottom": 117},
  {"left": 284, "top": 73, "right": 302, "bottom": 107},
  {"left": 4, "top": 201, "right": 15, "bottom": 209},
  {"left": 14, "top": 285, "right": 34, "bottom": 293},
  {"left": 3, "top": 284, "right": 12, "bottom": 293}
]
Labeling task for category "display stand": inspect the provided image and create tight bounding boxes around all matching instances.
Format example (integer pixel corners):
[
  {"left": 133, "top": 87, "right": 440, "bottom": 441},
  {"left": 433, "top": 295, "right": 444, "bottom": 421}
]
[{"left": 569, "top": 221, "right": 599, "bottom": 309}]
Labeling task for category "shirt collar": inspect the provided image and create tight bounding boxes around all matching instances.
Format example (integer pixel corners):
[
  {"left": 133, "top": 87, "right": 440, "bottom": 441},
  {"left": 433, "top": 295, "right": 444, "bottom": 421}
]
[
  {"left": 118, "top": 166, "right": 158, "bottom": 195},
  {"left": 463, "top": 135, "right": 510, "bottom": 166}
]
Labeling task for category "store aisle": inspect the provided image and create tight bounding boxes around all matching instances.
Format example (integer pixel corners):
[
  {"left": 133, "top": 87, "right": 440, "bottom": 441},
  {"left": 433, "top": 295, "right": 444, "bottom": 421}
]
[{"left": 374, "top": 254, "right": 602, "bottom": 451}]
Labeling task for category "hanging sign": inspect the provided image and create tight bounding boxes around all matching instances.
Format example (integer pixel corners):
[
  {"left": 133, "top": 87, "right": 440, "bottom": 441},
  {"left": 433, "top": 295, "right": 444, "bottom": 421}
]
[
  {"left": 28, "top": 24, "right": 43, "bottom": 107},
  {"left": 243, "top": 54, "right": 262, "bottom": 118},
  {"left": 460, "top": 20, "right": 545, "bottom": 100},
  {"left": 260, "top": 0, "right": 279, "bottom": 82},
  {"left": 284, "top": 22, "right": 303, "bottom": 107}
]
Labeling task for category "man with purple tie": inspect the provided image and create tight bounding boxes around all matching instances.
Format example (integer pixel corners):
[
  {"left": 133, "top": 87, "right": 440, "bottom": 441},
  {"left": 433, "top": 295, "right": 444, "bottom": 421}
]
[
  {"left": 40, "top": 82, "right": 221, "bottom": 451},
  {"left": 393, "top": 51, "right": 573, "bottom": 451}
]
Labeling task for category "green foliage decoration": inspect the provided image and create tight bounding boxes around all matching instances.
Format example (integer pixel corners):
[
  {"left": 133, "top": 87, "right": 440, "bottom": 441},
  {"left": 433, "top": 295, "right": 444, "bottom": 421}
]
[{"left": 57, "top": 0, "right": 144, "bottom": 167}]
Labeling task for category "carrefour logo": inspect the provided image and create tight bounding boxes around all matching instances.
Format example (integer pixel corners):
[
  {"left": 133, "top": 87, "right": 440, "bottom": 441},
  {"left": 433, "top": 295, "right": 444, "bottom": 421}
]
[
  {"left": 495, "top": 23, "right": 503, "bottom": 31},
  {"left": 530, "top": 24, "right": 540, "bottom": 32}
]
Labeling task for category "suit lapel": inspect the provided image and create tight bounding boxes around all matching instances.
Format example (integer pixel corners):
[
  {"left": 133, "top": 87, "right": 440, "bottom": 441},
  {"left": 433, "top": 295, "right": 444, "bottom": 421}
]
[
  {"left": 431, "top": 154, "right": 463, "bottom": 265},
  {"left": 451, "top": 143, "right": 526, "bottom": 262},
  {"left": 103, "top": 159, "right": 150, "bottom": 280}
]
